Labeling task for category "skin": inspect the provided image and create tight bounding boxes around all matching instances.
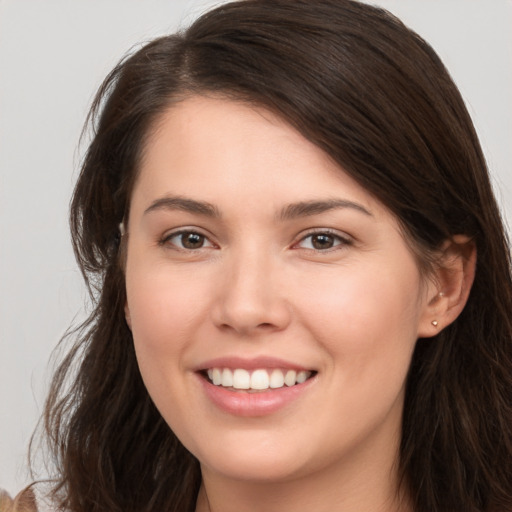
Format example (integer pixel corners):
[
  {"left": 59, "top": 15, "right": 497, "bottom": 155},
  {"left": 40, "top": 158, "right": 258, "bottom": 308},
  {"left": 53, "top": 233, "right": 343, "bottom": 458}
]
[{"left": 124, "top": 96, "right": 474, "bottom": 512}]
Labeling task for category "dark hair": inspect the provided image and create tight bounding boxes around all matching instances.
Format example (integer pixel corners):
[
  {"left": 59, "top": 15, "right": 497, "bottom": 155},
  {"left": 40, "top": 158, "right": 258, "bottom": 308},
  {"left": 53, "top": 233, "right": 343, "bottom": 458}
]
[{"left": 40, "top": 1, "right": 512, "bottom": 511}]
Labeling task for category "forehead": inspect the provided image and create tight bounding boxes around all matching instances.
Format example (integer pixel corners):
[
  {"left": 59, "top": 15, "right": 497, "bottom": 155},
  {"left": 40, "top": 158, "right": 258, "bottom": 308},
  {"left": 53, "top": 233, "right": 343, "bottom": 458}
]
[{"left": 132, "top": 95, "right": 382, "bottom": 217}]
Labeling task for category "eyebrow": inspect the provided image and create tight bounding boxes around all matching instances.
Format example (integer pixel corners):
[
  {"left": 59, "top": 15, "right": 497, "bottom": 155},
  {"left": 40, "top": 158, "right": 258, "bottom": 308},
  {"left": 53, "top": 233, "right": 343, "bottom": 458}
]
[
  {"left": 143, "top": 195, "right": 372, "bottom": 220},
  {"left": 144, "top": 196, "right": 221, "bottom": 217},
  {"left": 278, "top": 199, "right": 372, "bottom": 220}
]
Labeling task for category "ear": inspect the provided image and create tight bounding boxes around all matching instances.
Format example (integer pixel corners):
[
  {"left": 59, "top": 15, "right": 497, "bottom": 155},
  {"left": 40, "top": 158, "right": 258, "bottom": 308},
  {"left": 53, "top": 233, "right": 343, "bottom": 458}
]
[
  {"left": 125, "top": 302, "right": 132, "bottom": 330},
  {"left": 417, "top": 235, "right": 476, "bottom": 338}
]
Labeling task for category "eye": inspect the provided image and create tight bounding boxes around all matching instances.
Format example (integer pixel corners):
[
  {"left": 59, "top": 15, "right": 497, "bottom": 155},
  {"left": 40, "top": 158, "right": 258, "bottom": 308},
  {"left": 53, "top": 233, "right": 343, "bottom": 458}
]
[
  {"left": 296, "top": 231, "right": 350, "bottom": 251},
  {"left": 161, "top": 230, "right": 214, "bottom": 250}
]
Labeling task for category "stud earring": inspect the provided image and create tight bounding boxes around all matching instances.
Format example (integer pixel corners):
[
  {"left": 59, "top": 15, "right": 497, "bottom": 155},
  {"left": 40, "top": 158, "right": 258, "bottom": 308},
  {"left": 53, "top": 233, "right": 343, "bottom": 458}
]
[{"left": 432, "top": 320, "right": 439, "bottom": 327}]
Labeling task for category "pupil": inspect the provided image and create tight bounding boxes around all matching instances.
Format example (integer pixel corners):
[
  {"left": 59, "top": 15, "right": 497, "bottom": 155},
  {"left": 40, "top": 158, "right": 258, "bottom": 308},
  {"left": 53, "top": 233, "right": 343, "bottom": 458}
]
[
  {"left": 182, "top": 233, "right": 204, "bottom": 249},
  {"left": 312, "top": 234, "right": 333, "bottom": 250}
]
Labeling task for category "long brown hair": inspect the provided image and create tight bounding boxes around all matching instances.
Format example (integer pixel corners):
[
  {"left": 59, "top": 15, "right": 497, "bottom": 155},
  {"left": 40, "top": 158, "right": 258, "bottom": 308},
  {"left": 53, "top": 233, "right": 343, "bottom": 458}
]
[{"left": 40, "top": 1, "right": 512, "bottom": 511}]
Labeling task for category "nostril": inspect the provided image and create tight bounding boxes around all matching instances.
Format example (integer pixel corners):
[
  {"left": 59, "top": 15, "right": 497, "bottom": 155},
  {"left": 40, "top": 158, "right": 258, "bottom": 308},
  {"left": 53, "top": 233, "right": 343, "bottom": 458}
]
[
  {"left": 211, "top": 293, "right": 292, "bottom": 335},
  {"left": 218, "top": 321, "right": 276, "bottom": 334}
]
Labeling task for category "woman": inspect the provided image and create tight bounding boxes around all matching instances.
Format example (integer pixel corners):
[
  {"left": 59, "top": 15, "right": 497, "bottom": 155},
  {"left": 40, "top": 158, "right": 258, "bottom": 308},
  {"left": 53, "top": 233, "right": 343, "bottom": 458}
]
[{"left": 13, "top": 0, "right": 512, "bottom": 510}]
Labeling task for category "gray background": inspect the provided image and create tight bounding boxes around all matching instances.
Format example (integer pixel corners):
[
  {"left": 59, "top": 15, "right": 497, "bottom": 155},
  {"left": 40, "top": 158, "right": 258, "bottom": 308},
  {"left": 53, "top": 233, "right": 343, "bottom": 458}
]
[{"left": 1, "top": 0, "right": 511, "bottom": 493}]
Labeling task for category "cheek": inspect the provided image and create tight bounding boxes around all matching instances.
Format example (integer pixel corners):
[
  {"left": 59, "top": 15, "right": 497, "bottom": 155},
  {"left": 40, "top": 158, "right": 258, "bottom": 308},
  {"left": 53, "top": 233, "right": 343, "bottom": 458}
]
[
  {"left": 124, "top": 259, "right": 215, "bottom": 405},
  {"left": 286, "top": 260, "right": 423, "bottom": 457},
  {"left": 125, "top": 262, "right": 216, "bottom": 438},
  {"left": 127, "top": 262, "right": 211, "bottom": 346},
  {"left": 296, "top": 257, "right": 423, "bottom": 383}
]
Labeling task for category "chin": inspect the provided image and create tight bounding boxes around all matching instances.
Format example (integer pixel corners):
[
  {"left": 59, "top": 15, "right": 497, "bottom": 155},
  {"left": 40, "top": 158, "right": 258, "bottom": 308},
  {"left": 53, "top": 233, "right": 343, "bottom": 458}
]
[
  {"left": 203, "top": 455, "right": 307, "bottom": 483},
  {"left": 188, "top": 429, "right": 314, "bottom": 483}
]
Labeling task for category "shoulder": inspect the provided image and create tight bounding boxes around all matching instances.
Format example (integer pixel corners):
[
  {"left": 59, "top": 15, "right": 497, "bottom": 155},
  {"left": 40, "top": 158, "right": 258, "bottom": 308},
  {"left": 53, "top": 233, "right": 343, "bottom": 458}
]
[
  {"left": 0, "top": 487, "right": 37, "bottom": 511},
  {"left": 0, "top": 485, "right": 57, "bottom": 512}
]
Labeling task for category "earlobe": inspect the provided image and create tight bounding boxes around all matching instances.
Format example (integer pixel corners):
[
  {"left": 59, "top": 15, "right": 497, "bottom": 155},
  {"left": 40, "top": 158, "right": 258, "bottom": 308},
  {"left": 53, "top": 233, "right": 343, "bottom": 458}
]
[{"left": 418, "top": 235, "right": 476, "bottom": 338}]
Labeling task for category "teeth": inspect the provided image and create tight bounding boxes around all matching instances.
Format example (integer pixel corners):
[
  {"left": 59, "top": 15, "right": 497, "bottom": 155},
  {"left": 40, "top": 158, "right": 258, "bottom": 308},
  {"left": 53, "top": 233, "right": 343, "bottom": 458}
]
[
  {"left": 250, "top": 369, "right": 269, "bottom": 390},
  {"left": 206, "top": 368, "right": 312, "bottom": 390},
  {"left": 222, "top": 368, "right": 233, "bottom": 387},
  {"left": 296, "top": 370, "right": 309, "bottom": 384},
  {"left": 212, "top": 368, "right": 222, "bottom": 386},
  {"left": 269, "top": 369, "right": 285, "bottom": 388},
  {"left": 284, "top": 370, "right": 296, "bottom": 387},
  {"left": 233, "top": 369, "right": 250, "bottom": 389}
]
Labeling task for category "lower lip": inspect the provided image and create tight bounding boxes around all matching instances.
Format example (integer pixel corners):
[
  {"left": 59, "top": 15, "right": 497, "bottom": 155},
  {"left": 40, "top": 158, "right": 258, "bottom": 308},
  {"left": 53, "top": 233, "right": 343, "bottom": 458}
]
[{"left": 198, "top": 374, "right": 316, "bottom": 417}]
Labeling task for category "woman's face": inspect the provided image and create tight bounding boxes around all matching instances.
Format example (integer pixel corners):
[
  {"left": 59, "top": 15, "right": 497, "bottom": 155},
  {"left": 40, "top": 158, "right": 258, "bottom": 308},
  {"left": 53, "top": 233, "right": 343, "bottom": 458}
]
[{"left": 125, "top": 96, "right": 437, "bottom": 484}]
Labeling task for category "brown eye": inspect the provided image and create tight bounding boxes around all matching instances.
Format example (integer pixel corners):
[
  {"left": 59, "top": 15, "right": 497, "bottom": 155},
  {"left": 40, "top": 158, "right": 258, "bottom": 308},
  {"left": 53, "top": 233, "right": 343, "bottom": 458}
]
[
  {"left": 297, "top": 231, "right": 349, "bottom": 251},
  {"left": 311, "top": 234, "right": 335, "bottom": 250},
  {"left": 181, "top": 232, "right": 205, "bottom": 249},
  {"left": 163, "top": 230, "right": 213, "bottom": 250}
]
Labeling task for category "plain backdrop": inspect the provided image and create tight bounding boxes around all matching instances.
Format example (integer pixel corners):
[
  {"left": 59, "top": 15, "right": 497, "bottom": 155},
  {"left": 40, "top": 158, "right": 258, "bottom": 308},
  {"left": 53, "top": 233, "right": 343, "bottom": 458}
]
[{"left": 1, "top": 0, "right": 511, "bottom": 494}]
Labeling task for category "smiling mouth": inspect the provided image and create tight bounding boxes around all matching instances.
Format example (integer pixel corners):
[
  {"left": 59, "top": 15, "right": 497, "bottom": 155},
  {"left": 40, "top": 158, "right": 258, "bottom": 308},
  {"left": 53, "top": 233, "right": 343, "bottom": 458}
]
[{"left": 203, "top": 368, "right": 316, "bottom": 392}]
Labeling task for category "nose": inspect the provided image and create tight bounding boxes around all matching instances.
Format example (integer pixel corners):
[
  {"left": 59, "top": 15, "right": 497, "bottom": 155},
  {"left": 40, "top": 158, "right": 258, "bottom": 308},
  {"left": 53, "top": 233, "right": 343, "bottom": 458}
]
[{"left": 211, "top": 248, "right": 291, "bottom": 336}]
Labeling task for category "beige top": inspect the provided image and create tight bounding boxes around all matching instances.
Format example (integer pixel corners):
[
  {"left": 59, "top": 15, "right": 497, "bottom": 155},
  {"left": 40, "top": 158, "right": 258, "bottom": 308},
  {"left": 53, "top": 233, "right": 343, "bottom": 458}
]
[
  {"left": 0, "top": 486, "right": 55, "bottom": 512},
  {"left": 0, "top": 488, "right": 38, "bottom": 512}
]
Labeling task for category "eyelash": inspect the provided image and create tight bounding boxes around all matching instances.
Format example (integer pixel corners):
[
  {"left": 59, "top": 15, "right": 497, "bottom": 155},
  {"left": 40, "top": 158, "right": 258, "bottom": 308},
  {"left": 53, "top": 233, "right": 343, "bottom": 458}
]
[
  {"left": 159, "top": 228, "right": 351, "bottom": 253},
  {"left": 159, "top": 229, "right": 215, "bottom": 251},
  {"left": 293, "top": 229, "right": 352, "bottom": 252}
]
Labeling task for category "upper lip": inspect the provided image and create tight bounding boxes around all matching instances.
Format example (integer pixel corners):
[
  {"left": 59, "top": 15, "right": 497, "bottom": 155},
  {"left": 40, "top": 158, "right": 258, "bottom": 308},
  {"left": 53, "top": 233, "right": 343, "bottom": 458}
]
[{"left": 195, "top": 356, "right": 313, "bottom": 372}]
